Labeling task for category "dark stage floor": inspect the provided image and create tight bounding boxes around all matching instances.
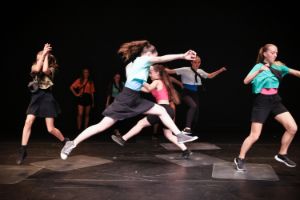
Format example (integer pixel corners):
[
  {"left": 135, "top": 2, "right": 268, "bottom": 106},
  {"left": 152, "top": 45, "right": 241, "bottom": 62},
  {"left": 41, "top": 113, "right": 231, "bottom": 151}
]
[{"left": 0, "top": 134, "right": 300, "bottom": 200}]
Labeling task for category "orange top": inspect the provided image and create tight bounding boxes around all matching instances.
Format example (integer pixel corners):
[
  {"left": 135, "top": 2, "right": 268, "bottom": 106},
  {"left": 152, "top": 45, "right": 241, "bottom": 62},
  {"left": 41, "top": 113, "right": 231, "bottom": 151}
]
[{"left": 71, "top": 78, "right": 95, "bottom": 95}]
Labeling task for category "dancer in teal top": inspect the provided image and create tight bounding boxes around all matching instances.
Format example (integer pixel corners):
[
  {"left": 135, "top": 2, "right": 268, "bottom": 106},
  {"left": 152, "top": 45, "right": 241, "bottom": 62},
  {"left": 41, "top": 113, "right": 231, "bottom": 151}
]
[{"left": 234, "top": 43, "right": 300, "bottom": 171}]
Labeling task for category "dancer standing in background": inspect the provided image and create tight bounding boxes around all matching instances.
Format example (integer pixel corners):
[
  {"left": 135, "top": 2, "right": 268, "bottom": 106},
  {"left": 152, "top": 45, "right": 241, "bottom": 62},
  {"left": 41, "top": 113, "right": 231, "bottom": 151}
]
[
  {"left": 70, "top": 68, "right": 95, "bottom": 132},
  {"left": 105, "top": 72, "right": 124, "bottom": 136}
]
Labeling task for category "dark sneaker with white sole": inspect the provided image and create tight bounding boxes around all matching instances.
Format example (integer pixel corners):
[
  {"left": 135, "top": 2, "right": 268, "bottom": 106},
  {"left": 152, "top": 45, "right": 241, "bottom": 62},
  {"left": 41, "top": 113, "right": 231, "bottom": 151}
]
[
  {"left": 234, "top": 157, "right": 246, "bottom": 172},
  {"left": 112, "top": 134, "right": 126, "bottom": 146},
  {"left": 182, "top": 149, "right": 193, "bottom": 159},
  {"left": 274, "top": 154, "right": 296, "bottom": 167}
]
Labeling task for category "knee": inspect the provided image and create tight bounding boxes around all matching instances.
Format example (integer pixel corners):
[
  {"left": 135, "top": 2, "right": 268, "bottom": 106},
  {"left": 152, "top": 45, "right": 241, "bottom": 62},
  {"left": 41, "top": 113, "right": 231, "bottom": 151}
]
[
  {"left": 248, "top": 133, "right": 260, "bottom": 142},
  {"left": 188, "top": 103, "right": 197, "bottom": 109},
  {"left": 137, "top": 119, "right": 148, "bottom": 127},
  {"left": 287, "top": 124, "right": 298, "bottom": 135},
  {"left": 47, "top": 126, "right": 55, "bottom": 134},
  {"left": 157, "top": 105, "right": 167, "bottom": 114},
  {"left": 24, "top": 118, "right": 34, "bottom": 128}
]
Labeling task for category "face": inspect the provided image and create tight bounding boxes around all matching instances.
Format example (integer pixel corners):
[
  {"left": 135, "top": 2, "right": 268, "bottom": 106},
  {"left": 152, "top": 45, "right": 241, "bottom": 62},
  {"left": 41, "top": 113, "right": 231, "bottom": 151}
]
[
  {"left": 114, "top": 74, "right": 121, "bottom": 82},
  {"left": 191, "top": 57, "right": 201, "bottom": 69},
  {"left": 82, "top": 69, "right": 90, "bottom": 79},
  {"left": 149, "top": 66, "right": 160, "bottom": 80},
  {"left": 263, "top": 45, "right": 278, "bottom": 63}
]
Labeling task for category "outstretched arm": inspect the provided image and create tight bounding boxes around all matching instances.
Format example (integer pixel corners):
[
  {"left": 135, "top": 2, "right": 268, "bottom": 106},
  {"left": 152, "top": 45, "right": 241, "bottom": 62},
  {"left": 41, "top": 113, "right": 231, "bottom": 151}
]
[
  {"left": 149, "top": 50, "right": 196, "bottom": 64},
  {"left": 170, "top": 76, "right": 183, "bottom": 89},
  {"left": 207, "top": 67, "right": 227, "bottom": 79},
  {"left": 288, "top": 68, "right": 300, "bottom": 78},
  {"left": 165, "top": 68, "right": 177, "bottom": 74}
]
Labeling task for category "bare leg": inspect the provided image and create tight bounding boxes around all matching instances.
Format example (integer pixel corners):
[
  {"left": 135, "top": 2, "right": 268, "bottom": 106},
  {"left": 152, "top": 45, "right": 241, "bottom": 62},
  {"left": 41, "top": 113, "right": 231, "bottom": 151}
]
[
  {"left": 45, "top": 118, "right": 65, "bottom": 141},
  {"left": 122, "top": 117, "right": 151, "bottom": 141},
  {"left": 74, "top": 116, "right": 116, "bottom": 145},
  {"left": 84, "top": 105, "right": 91, "bottom": 129},
  {"left": 238, "top": 122, "right": 263, "bottom": 159},
  {"left": 163, "top": 129, "right": 187, "bottom": 151},
  {"left": 77, "top": 105, "right": 84, "bottom": 130},
  {"left": 21, "top": 115, "right": 36, "bottom": 145},
  {"left": 275, "top": 112, "right": 297, "bottom": 155},
  {"left": 144, "top": 104, "right": 181, "bottom": 135}
]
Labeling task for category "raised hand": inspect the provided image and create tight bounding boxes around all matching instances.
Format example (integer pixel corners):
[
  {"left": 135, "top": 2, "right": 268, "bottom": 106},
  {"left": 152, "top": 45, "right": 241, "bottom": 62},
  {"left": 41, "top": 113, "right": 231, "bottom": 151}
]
[
  {"left": 183, "top": 50, "right": 197, "bottom": 61},
  {"left": 42, "top": 43, "right": 52, "bottom": 55}
]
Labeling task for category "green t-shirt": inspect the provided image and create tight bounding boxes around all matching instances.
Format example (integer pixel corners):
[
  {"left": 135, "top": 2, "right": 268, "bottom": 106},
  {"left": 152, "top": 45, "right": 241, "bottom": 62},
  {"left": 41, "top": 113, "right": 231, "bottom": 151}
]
[{"left": 248, "top": 63, "right": 290, "bottom": 94}]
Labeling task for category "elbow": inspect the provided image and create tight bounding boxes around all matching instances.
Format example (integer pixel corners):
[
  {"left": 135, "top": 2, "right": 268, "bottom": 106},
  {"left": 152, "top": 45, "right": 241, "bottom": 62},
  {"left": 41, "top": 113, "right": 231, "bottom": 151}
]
[
  {"left": 243, "top": 79, "right": 249, "bottom": 85},
  {"left": 42, "top": 69, "right": 48, "bottom": 74}
]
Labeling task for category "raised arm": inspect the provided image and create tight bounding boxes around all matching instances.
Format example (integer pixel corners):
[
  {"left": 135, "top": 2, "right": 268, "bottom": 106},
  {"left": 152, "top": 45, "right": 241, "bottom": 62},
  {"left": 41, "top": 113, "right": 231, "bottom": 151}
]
[
  {"left": 244, "top": 64, "right": 269, "bottom": 84},
  {"left": 31, "top": 43, "right": 52, "bottom": 73},
  {"left": 207, "top": 67, "right": 227, "bottom": 79},
  {"left": 149, "top": 50, "right": 196, "bottom": 64}
]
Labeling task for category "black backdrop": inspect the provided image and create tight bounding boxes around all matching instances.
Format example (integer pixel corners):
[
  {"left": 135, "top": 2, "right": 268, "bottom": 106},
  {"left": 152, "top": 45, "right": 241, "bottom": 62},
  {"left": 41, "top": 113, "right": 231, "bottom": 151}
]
[{"left": 2, "top": 1, "right": 299, "bottom": 141}]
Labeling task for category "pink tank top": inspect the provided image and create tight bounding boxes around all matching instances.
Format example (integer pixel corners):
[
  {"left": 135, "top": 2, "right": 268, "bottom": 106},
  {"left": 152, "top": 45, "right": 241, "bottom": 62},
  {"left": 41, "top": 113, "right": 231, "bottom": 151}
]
[
  {"left": 151, "top": 83, "right": 169, "bottom": 102},
  {"left": 261, "top": 88, "right": 278, "bottom": 95}
]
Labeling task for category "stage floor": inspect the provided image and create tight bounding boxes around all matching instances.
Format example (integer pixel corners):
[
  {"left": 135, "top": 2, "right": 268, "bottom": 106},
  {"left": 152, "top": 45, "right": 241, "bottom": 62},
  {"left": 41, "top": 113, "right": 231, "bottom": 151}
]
[{"left": 0, "top": 137, "right": 299, "bottom": 200}]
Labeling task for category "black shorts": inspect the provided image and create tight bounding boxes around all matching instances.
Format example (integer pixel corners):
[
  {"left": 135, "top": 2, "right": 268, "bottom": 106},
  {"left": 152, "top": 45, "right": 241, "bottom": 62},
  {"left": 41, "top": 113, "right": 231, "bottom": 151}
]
[
  {"left": 146, "top": 104, "right": 174, "bottom": 128},
  {"left": 251, "top": 94, "right": 288, "bottom": 123},
  {"left": 77, "top": 93, "right": 92, "bottom": 106}
]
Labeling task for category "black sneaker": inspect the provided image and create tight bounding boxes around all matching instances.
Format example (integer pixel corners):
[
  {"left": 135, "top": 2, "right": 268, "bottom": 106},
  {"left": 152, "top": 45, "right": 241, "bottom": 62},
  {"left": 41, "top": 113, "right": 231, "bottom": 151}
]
[
  {"left": 234, "top": 157, "right": 246, "bottom": 172},
  {"left": 16, "top": 147, "right": 27, "bottom": 165},
  {"left": 274, "top": 154, "right": 296, "bottom": 167},
  {"left": 182, "top": 127, "right": 192, "bottom": 135},
  {"left": 62, "top": 137, "right": 70, "bottom": 145},
  {"left": 111, "top": 134, "right": 126, "bottom": 146},
  {"left": 182, "top": 149, "right": 193, "bottom": 159}
]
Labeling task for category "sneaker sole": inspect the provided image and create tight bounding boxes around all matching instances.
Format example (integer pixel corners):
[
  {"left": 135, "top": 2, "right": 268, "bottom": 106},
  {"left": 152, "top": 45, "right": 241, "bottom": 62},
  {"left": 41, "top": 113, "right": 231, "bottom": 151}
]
[
  {"left": 111, "top": 135, "right": 124, "bottom": 146},
  {"left": 60, "top": 153, "right": 68, "bottom": 160},
  {"left": 234, "top": 158, "right": 246, "bottom": 172},
  {"left": 274, "top": 155, "right": 296, "bottom": 167},
  {"left": 182, "top": 131, "right": 192, "bottom": 135},
  {"left": 178, "top": 136, "right": 198, "bottom": 144}
]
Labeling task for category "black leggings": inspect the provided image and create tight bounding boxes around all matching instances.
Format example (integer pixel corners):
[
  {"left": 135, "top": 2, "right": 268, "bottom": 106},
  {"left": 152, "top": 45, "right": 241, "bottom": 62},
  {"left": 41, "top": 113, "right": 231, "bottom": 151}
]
[{"left": 182, "top": 89, "right": 199, "bottom": 129}]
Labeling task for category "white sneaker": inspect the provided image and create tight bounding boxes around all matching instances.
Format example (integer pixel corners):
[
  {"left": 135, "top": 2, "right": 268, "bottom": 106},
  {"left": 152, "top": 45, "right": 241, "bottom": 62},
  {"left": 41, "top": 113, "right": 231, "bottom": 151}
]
[{"left": 60, "top": 141, "right": 76, "bottom": 160}]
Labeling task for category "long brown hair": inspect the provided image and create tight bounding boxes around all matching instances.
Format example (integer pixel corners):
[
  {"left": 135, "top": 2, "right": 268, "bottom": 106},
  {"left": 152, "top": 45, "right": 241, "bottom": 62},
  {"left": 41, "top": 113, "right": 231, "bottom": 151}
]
[
  {"left": 118, "top": 40, "right": 157, "bottom": 63},
  {"left": 152, "top": 64, "right": 180, "bottom": 105}
]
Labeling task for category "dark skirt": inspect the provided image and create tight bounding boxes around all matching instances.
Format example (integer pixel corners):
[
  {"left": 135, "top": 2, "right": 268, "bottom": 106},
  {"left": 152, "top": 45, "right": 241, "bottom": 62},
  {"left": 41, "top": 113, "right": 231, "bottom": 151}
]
[
  {"left": 26, "top": 89, "right": 61, "bottom": 118},
  {"left": 102, "top": 87, "right": 155, "bottom": 120}
]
